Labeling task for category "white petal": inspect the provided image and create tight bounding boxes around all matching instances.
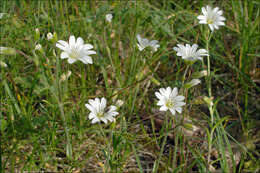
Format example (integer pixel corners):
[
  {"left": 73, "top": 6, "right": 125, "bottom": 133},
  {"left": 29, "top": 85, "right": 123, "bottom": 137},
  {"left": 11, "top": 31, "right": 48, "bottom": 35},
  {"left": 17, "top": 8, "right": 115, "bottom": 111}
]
[
  {"left": 56, "top": 42, "right": 68, "bottom": 51},
  {"left": 86, "top": 50, "right": 96, "bottom": 55},
  {"left": 61, "top": 52, "right": 69, "bottom": 59},
  {"left": 159, "top": 106, "right": 168, "bottom": 111},
  {"left": 171, "top": 87, "right": 178, "bottom": 98},
  {"left": 79, "top": 56, "right": 93, "bottom": 64},
  {"left": 109, "top": 106, "right": 117, "bottom": 112},
  {"left": 92, "top": 118, "right": 100, "bottom": 124},
  {"left": 202, "top": 7, "right": 207, "bottom": 15},
  {"left": 174, "top": 95, "right": 185, "bottom": 101},
  {"left": 76, "top": 37, "right": 84, "bottom": 46},
  {"left": 89, "top": 112, "right": 96, "bottom": 119},
  {"left": 197, "top": 15, "right": 205, "bottom": 20},
  {"left": 100, "top": 117, "right": 108, "bottom": 124},
  {"left": 101, "top": 97, "right": 107, "bottom": 110},
  {"left": 175, "top": 107, "right": 182, "bottom": 113},
  {"left": 106, "top": 115, "right": 115, "bottom": 122},
  {"left": 159, "top": 88, "right": 166, "bottom": 95},
  {"left": 209, "top": 24, "right": 214, "bottom": 31},
  {"left": 217, "top": 10, "right": 223, "bottom": 15},
  {"left": 175, "top": 102, "right": 186, "bottom": 107},
  {"left": 68, "top": 58, "right": 77, "bottom": 64},
  {"left": 137, "top": 44, "right": 145, "bottom": 51},
  {"left": 84, "top": 44, "right": 94, "bottom": 50},
  {"left": 169, "top": 109, "right": 176, "bottom": 115},
  {"left": 155, "top": 92, "right": 162, "bottom": 100},
  {"left": 199, "top": 20, "right": 207, "bottom": 24},
  {"left": 69, "top": 36, "right": 76, "bottom": 46}
]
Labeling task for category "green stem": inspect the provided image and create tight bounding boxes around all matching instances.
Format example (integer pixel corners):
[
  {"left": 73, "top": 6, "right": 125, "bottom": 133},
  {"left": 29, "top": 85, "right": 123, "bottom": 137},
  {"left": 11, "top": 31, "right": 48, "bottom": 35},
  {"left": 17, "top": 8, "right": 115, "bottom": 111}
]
[
  {"left": 182, "top": 65, "right": 190, "bottom": 88},
  {"left": 55, "top": 55, "right": 72, "bottom": 160},
  {"left": 98, "top": 123, "right": 111, "bottom": 173},
  {"left": 205, "top": 29, "right": 214, "bottom": 166},
  {"left": 152, "top": 112, "right": 169, "bottom": 173}
]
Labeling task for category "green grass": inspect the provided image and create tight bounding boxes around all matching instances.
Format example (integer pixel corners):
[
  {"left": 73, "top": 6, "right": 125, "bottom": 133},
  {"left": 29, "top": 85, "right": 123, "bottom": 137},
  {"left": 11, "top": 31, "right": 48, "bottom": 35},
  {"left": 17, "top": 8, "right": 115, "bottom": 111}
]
[{"left": 1, "top": 0, "right": 259, "bottom": 172}]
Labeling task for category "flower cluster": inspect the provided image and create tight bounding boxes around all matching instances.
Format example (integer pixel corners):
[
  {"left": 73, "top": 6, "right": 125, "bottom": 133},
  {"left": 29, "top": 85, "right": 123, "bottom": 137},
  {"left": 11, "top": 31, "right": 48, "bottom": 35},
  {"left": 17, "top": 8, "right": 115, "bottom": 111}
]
[{"left": 51, "top": 5, "right": 225, "bottom": 123}]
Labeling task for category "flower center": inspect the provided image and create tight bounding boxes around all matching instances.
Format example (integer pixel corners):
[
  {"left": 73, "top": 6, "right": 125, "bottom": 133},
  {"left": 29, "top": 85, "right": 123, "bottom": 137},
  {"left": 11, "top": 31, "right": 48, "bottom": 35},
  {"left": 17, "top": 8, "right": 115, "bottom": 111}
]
[
  {"left": 97, "top": 111, "right": 104, "bottom": 118},
  {"left": 69, "top": 48, "right": 80, "bottom": 59},
  {"left": 166, "top": 99, "right": 174, "bottom": 108},
  {"left": 207, "top": 18, "right": 214, "bottom": 24}
]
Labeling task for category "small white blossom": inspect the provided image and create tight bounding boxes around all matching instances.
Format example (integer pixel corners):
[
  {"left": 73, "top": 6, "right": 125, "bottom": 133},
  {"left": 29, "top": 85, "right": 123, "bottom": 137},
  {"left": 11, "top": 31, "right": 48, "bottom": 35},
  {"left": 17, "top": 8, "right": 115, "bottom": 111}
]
[
  {"left": 115, "top": 99, "right": 124, "bottom": 107},
  {"left": 47, "top": 32, "right": 53, "bottom": 40},
  {"left": 106, "top": 14, "right": 113, "bottom": 23},
  {"left": 35, "top": 44, "right": 42, "bottom": 50},
  {"left": 0, "top": 60, "right": 7, "bottom": 67},
  {"left": 85, "top": 97, "right": 119, "bottom": 124},
  {"left": 155, "top": 87, "right": 186, "bottom": 115},
  {"left": 60, "top": 70, "right": 72, "bottom": 82},
  {"left": 0, "top": 13, "right": 6, "bottom": 19},
  {"left": 149, "top": 40, "right": 160, "bottom": 52},
  {"left": 136, "top": 34, "right": 160, "bottom": 52},
  {"left": 35, "top": 28, "right": 40, "bottom": 33},
  {"left": 173, "top": 44, "right": 208, "bottom": 61},
  {"left": 197, "top": 6, "right": 226, "bottom": 31},
  {"left": 56, "top": 35, "right": 96, "bottom": 64}
]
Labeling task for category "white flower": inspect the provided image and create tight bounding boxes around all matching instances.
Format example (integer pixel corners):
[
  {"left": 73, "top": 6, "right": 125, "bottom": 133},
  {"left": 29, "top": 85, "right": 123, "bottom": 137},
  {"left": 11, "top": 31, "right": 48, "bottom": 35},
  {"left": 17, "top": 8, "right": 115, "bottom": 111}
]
[
  {"left": 85, "top": 97, "right": 119, "bottom": 124},
  {"left": 197, "top": 6, "right": 226, "bottom": 31},
  {"left": 136, "top": 34, "right": 160, "bottom": 52},
  {"left": 47, "top": 32, "right": 53, "bottom": 40},
  {"left": 35, "top": 28, "right": 40, "bottom": 33},
  {"left": 155, "top": 87, "right": 186, "bottom": 115},
  {"left": 0, "top": 13, "right": 6, "bottom": 19},
  {"left": 149, "top": 40, "right": 160, "bottom": 51},
  {"left": 56, "top": 35, "right": 96, "bottom": 64},
  {"left": 173, "top": 44, "right": 208, "bottom": 61},
  {"left": 35, "top": 44, "right": 42, "bottom": 50},
  {"left": 60, "top": 70, "right": 72, "bottom": 82},
  {"left": 115, "top": 99, "right": 124, "bottom": 107},
  {"left": 106, "top": 14, "right": 113, "bottom": 23},
  {"left": 0, "top": 60, "right": 7, "bottom": 67}
]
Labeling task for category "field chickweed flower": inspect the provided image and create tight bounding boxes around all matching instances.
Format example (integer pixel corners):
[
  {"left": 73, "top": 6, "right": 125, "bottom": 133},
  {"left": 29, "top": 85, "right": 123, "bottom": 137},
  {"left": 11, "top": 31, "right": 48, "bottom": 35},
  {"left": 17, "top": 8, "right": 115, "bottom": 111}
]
[
  {"left": 56, "top": 35, "right": 96, "bottom": 64},
  {"left": 35, "top": 44, "right": 42, "bottom": 50},
  {"left": 0, "top": 13, "right": 7, "bottom": 19},
  {"left": 136, "top": 34, "right": 160, "bottom": 52},
  {"left": 155, "top": 87, "right": 186, "bottom": 115},
  {"left": 47, "top": 32, "right": 53, "bottom": 40},
  {"left": 85, "top": 97, "right": 119, "bottom": 124},
  {"left": 0, "top": 60, "right": 7, "bottom": 67},
  {"left": 197, "top": 6, "right": 226, "bottom": 31},
  {"left": 106, "top": 14, "right": 113, "bottom": 23},
  {"left": 173, "top": 44, "right": 208, "bottom": 61}
]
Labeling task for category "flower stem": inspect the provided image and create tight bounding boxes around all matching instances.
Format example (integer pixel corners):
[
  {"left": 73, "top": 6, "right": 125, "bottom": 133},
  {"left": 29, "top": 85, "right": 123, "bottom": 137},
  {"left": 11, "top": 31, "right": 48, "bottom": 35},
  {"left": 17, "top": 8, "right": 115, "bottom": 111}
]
[
  {"left": 152, "top": 112, "right": 169, "bottom": 173},
  {"left": 182, "top": 65, "right": 190, "bottom": 88},
  {"left": 205, "top": 29, "right": 214, "bottom": 167}
]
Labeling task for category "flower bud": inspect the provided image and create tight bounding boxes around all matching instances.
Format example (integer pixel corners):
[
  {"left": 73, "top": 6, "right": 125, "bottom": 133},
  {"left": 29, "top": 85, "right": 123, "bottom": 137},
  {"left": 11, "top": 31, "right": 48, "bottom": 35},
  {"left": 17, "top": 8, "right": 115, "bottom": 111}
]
[
  {"left": 47, "top": 32, "right": 53, "bottom": 40},
  {"left": 35, "top": 28, "right": 40, "bottom": 41},
  {"left": 192, "top": 70, "right": 207, "bottom": 78},
  {"left": 184, "top": 79, "right": 201, "bottom": 89}
]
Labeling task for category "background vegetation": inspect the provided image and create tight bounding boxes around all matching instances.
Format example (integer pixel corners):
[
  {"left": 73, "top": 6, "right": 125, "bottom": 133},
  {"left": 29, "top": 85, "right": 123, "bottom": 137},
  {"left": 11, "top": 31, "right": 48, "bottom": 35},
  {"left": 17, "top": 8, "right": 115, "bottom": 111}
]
[{"left": 1, "top": 0, "right": 259, "bottom": 172}]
